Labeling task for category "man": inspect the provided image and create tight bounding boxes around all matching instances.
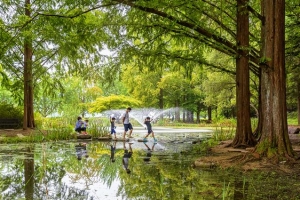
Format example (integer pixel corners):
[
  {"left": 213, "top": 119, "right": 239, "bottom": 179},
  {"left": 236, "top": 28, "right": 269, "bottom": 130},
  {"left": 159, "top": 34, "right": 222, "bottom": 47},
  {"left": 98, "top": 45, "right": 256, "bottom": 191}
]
[
  {"left": 121, "top": 107, "right": 133, "bottom": 139},
  {"left": 122, "top": 141, "right": 132, "bottom": 174}
]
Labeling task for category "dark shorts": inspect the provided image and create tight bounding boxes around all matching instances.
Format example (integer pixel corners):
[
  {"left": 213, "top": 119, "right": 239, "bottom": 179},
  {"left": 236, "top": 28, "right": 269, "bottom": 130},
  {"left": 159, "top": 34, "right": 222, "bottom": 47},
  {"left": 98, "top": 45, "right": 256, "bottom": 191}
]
[
  {"left": 124, "top": 123, "right": 133, "bottom": 131},
  {"left": 147, "top": 129, "right": 153, "bottom": 134},
  {"left": 111, "top": 129, "right": 116, "bottom": 134},
  {"left": 75, "top": 127, "right": 86, "bottom": 132}
]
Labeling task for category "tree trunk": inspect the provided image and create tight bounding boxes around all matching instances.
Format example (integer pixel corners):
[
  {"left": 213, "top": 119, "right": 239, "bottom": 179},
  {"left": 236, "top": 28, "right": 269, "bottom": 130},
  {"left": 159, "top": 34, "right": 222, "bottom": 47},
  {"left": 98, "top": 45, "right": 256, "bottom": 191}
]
[
  {"left": 175, "top": 101, "right": 180, "bottom": 121},
  {"left": 207, "top": 106, "right": 212, "bottom": 121},
  {"left": 257, "top": 0, "right": 294, "bottom": 158},
  {"left": 232, "top": 0, "right": 256, "bottom": 147},
  {"left": 196, "top": 102, "right": 201, "bottom": 123},
  {"left": 254, "top": 0, "right": 265, "bottom": 140},
  {"left": 23, "top": 0, "right": 35, "bottom": 130},
  {"left": 297, "top": 80, "right": 300, "bottom": 125},
  {"left": 24, "top": 146, "right": 34, "bottom": 200},
  {"left": 159, "top": 88, "right": 164, "bottom": 121}
]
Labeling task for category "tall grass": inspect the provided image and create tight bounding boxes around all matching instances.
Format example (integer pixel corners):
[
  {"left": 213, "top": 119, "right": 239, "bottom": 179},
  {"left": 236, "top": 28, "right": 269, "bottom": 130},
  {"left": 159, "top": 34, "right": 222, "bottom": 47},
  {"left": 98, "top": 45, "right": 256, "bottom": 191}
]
[
  {"left": 212, "top": 126, "right": 235, "bottom": 141},
  {"left": 87, "top": 119, "right": 109, "bottom": 138},
  {"left": 0, "top": 117, "right": 110, "bottom": 143}
]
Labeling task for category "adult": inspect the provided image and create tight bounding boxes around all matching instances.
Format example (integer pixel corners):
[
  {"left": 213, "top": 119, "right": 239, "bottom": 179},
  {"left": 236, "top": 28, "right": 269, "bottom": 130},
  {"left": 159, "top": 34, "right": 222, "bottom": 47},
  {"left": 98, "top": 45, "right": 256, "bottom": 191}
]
[
  {"left": 75, "top": 116, "right": 87, "bottom": 134},
  {"left": 121, "top": 107, "right": 133, "bottom": 138},
  {"left": 122, "top": 141, "right": 132, "bottom": 174}
]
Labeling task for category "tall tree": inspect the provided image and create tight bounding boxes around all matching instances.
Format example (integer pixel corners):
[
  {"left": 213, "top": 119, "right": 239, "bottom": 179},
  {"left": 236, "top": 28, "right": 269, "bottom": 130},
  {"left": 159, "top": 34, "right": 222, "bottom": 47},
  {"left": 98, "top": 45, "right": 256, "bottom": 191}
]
[
  {"left": 23, "top": 0, "right": 35, "bottom": 129},
  {"left": 110, "top": 0, "right": 256, "bottom": 144},
  {"left": 257, "top": 0, "right": 294, "bottom": 158},
  {"left": 232, "top": 0, "right": 256, "bottom": 147},
  {"left": 0, "top": 1, "right": 115, "bottom": 128}
]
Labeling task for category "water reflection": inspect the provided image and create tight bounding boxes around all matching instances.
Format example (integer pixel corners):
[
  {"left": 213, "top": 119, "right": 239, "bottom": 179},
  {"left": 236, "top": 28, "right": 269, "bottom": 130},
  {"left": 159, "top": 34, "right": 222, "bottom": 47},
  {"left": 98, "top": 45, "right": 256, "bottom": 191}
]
[
  {"left": 122, "top": 142, "right": 133, "bottom": 174},
  {"left": 24, "top": 146, "right": 34, "bottom": 200},
  {"left": 75, "top": 142, "right": 88, "bottom": 160},
  {"left": 0, "top": 141, "right": 299, "bottom": 199}
]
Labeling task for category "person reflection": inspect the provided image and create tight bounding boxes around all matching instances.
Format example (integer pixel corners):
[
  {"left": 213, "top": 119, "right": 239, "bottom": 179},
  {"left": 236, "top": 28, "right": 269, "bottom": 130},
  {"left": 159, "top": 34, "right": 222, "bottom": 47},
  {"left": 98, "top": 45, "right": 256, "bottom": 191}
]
[
  {"left": 75, "top": 142, "right": 89, "bottom": 160},
  {"left": 143, "top": 142, "right": 156, "bottom": 163},
  {"left": 122, "top": 141, "right": 133, "bottom": 174},
  {"left": 110, "top": 141, "right": 117, "bottom": 163}
]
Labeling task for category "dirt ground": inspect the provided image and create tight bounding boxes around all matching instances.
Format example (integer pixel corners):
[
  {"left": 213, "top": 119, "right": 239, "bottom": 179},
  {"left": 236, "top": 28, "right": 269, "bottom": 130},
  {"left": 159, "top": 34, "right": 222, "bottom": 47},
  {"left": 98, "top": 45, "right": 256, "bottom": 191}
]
[
  {"left": 2, "top": 127, "right": 300, "bottom": 174},
  {"left": 0, "top": 128, "right": 35, "bottom": 137},
  {"left": 194, "top": 131, "right": 300, "bottom": 174}
]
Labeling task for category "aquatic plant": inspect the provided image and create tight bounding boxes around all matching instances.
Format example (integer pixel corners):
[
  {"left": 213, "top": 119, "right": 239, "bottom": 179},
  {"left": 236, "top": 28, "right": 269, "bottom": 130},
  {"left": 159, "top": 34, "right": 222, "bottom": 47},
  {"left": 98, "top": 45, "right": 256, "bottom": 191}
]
[{"left": 211, "top": 126, "right": 235, "bottom": 141}]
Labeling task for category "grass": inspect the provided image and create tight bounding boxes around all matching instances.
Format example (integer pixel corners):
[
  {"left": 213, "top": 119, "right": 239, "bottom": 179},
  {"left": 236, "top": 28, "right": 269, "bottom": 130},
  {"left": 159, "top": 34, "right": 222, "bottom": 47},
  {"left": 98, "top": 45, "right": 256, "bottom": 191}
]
[
  {"left": 0, "top": 117, "right": 110, "bottom": 143},
  {"left": 3, "top": 115, "right": 296, "bottom": 144}
]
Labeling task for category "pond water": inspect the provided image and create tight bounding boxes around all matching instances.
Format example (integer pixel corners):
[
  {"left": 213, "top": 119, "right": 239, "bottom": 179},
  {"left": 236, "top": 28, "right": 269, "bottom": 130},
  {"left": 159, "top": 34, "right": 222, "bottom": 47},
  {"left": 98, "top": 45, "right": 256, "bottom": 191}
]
[{"left": 0, "top": 127, "right": 299, "bottom": 200}]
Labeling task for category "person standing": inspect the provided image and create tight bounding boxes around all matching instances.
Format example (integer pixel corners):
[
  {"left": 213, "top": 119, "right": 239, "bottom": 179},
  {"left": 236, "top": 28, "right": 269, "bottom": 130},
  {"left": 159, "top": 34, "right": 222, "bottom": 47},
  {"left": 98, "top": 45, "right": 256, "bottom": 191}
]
[
  {"left": 143, "top": 117, "right": 157, "bottom": 143},
  {"left": 121, "top": 107, "right": 133, "bottom": 139}
]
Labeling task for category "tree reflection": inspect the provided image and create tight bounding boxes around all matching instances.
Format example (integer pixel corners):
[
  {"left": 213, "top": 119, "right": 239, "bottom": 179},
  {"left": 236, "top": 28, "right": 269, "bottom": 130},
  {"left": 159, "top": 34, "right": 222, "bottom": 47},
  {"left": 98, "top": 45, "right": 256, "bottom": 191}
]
[
  {"left": 0, "top": 141, "right": 299, "bottom": 199},
  {"left": 24, "top": 146, "right": 34, "bottom": 200}
]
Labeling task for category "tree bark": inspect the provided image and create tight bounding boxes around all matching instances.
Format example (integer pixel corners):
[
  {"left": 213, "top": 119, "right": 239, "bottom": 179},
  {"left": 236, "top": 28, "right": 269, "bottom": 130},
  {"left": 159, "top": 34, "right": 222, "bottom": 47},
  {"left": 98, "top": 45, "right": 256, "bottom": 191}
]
[
  {"left": 232, "top": 0, "right": 256, "bottom": 147},
  {"left": 24, "top": 146, "right": 34, "bottom": 200},
  {"left": 297, "top": 80, "right": 300, "bottom": 125},
  {"left": 207, "top": 106, "right": 212, "bottom": 121},
  {"left": 23, "top": 0, "right": 35, "bottom": 129},
  {"left": 196, "top": 102, "right": 201, "bottom": 123},
  {"left": 257, "top": 0, "right": 294, "bottom": 158}
]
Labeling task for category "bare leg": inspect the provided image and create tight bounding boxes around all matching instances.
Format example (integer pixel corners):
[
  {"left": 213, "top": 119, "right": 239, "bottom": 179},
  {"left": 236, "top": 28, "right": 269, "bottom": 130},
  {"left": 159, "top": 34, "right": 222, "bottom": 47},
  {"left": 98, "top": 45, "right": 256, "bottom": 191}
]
[
  {"left": 151, "top": 131, "right": 155, "bottom": 140},
  {"left": 123, "top": 141, "right": 126, "bottom": 150},
  {"left": 123, "top": 131, "right": 127, "bottom": 139},
  {"left": 129, "top": 143, "right": 132, "bottom": 152},
  {"left": 144, "top": 133, "right": 150, "bottom": 140},
  {"left": 128, "top": 129, "right": 133, "bottom": 137},
  {"left": 151, "top": 143, "right": 156, "bottom": 151}
]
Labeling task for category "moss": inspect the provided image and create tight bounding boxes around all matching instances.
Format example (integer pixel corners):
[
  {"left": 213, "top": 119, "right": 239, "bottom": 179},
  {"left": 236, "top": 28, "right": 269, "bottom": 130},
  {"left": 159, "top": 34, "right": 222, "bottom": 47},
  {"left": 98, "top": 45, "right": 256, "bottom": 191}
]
[{"left": 256, "top": 139, "right": 278, "bottom": 158}]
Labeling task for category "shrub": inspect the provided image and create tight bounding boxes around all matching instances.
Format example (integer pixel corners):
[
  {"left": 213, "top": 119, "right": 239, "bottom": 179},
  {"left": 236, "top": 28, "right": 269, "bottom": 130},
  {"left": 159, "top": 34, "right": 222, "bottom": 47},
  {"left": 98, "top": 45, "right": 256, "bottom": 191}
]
[{"left": 0, "top": 103, "right": 23, "bottom": 127}]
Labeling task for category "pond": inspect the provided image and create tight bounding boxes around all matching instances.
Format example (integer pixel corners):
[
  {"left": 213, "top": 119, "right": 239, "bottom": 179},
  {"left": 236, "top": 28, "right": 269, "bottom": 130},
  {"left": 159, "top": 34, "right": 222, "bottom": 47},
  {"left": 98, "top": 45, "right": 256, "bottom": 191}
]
[{"left": 0, "top": 128, "right": 299, "bottom": 200}]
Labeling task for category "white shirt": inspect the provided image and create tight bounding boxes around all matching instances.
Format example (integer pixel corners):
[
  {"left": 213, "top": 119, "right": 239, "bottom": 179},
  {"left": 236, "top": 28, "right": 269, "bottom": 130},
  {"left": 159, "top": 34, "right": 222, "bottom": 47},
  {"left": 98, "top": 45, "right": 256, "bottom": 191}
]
[{"left": 121, "top": 112, "right": 130, "bottom": 124}]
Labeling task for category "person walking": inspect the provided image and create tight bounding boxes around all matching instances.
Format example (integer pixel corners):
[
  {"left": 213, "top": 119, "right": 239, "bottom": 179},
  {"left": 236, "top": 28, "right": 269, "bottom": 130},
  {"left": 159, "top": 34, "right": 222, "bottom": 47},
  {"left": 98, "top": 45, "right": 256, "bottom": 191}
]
[
  {"left": 110, "top": 117, "right": 117, "bottom": 139},
  {"left": 143, "top": 116, "right": 157, "bottom": 143},
  {"left": 121, "top": 107, "right": 133, "bottom": 139}
]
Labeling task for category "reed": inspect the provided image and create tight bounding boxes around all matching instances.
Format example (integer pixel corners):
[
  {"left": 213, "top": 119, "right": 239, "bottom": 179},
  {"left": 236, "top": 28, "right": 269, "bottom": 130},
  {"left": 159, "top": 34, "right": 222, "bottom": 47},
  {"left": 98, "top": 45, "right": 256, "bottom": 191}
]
[{"left": 211, "top": 126, "right": 235, "bottom": 141}]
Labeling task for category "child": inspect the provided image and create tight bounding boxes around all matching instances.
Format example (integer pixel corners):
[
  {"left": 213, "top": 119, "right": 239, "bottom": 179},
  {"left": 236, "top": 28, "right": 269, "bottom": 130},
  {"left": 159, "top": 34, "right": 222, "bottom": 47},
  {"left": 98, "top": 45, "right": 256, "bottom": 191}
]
[
  {"left": 143, "top": 117, "right": 157, "bottom": 143},
  {"left": 84, "top": 119, "right": 89, "bottom": 128},
  {"left": 75, "top": 116, "right": 86, "bottom": 134},
  {"left": 110, "top": 141, "right": 116, "bottom": 163},
  {"left": 110, "top": 117, "right": 117, "bottom": 139},
  {"left": 83, "top": 119, "right": 89, "bottom": 135}
]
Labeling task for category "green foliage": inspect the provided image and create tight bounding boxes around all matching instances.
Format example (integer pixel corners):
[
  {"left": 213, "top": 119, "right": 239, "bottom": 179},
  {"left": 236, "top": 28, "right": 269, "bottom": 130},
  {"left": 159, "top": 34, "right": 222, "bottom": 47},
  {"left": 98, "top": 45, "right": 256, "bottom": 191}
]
[
  {"left": 86, "top": 118, "right": 109, "bottom": 137},
  {"left": 192, "top": 138, "right": 218, "bottom": 154},
  {"left": 0, "top": 103, "right": 23, "bottom": 127},
  {"left": 203, "top": 72, "right": 236, "bottom": 113},
  {"left": 57, "top": 77, "right": 103, "bottom": 117},
  {"left": 215, "top": 118, "right": 237, "bottom": 127},
  {"left": 89, "top": 95, "right": 141, "bottom": 113},
  {"left": 287, "top": 112, "right": 298, "bottom": 125},
  {"left": 211, "top": 127, "right": 235, "bottom": 141},
  {"left": 0, "top": 116, "right": 111, "bottom": 143},
  {"left": 121, "top": 65, "right": 161, "bottom": 107}
]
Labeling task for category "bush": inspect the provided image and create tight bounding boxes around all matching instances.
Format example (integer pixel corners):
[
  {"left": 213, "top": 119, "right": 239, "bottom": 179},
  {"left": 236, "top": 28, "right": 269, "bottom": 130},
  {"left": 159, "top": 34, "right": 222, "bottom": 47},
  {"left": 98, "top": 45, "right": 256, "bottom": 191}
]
[{"left": 0, "top": 103, "right": 23, "bottom": 127}]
